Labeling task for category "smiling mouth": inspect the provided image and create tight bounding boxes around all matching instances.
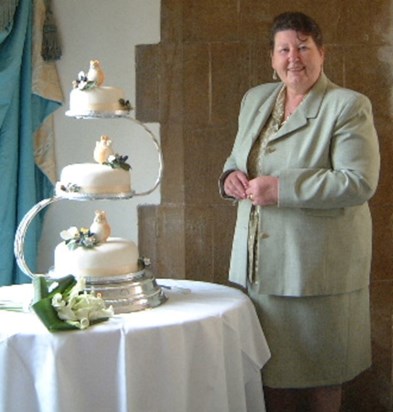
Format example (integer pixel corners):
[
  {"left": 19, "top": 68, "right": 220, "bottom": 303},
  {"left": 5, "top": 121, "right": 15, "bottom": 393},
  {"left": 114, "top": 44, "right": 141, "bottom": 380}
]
[{"left": 288, "top": 66, "right": 304, "bottom": 72}]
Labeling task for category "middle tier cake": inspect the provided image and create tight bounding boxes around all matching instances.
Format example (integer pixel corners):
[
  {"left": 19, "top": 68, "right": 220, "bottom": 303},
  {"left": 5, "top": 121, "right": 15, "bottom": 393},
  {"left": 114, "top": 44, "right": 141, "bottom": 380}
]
[{"left": 56, "top": 135, "right": 132, "bottom": 198}]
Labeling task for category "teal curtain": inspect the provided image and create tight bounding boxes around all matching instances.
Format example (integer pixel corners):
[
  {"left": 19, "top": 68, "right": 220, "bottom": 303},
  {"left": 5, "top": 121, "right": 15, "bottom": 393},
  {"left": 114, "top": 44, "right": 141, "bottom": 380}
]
[{"left": 0, "top": 0, "right": 61, "bottom": 285}]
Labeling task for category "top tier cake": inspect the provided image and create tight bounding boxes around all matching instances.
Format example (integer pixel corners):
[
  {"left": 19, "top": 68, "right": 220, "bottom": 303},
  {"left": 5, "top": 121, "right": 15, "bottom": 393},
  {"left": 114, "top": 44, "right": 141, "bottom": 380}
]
[{"left": 66, "top": 60, "right": 132, "bottom": 117}]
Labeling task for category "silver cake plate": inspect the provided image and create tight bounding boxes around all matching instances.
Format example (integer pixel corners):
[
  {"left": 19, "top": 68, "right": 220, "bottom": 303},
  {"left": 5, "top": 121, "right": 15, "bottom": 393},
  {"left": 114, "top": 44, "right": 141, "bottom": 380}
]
[
  {"left": 85, "top": 270, "right": 167, "bottom": 314},
  {"left": 65, "top": 110, "right": 131, "bottom": 119},
  {"left": 55, "top": 186, "right": 135, "bottom": 201},
  {"left": 49, "top": 265, "right": 167, "bottom": 314}
]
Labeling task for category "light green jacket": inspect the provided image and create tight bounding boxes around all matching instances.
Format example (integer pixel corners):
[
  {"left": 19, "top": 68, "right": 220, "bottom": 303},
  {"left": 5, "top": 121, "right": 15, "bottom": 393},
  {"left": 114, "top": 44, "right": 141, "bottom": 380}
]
[{"left": 221, "top": 73, "right": 380, "bottom": 296}]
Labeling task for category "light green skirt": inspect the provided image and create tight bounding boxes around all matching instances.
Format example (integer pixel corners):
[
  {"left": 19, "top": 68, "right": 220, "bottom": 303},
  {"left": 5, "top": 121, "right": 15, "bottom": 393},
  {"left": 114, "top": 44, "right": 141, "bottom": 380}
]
[{"left": 248, "top": 286, "right": 371, "bottom": 388}]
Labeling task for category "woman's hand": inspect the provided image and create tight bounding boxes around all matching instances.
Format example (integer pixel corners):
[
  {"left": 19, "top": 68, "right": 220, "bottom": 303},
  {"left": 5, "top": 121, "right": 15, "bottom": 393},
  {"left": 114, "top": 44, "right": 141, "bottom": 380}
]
[
  {"left": 223, "top": 171, "right": 249, "bottom": 200},
  {"left": 245, "top": 176, "right": 279, "bottom": 206}
]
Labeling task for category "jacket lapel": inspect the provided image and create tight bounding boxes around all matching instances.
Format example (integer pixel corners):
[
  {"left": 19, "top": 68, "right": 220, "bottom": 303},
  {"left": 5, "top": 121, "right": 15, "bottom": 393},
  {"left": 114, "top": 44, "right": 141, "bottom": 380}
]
[
  {"left": 246, "top": 85, "right": 282, "bottom": 149},
  {"left": 269, "top": 73, "right": 328, "bottom": 143},
  {"left": 236, "top": 86, "right": 282, "bottom": 172}
]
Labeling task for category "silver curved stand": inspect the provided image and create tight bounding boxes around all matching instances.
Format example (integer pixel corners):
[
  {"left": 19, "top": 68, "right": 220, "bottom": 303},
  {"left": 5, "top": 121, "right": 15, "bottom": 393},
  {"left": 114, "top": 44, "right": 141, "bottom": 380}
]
[
  {"left": 13, "top": 195, "right": 166, "bottom": 313},
  {"left": 62, "top": 112, "right": 163, "bottom": 197},
  {"left": 128, "top": 115, "right": 163, "bottom": 197},
  {"left": 14, "top": 197, "right": 61, "bottom": 279},
  {"left": 14, "top": 112, "right": 166, "bottom": 313}
]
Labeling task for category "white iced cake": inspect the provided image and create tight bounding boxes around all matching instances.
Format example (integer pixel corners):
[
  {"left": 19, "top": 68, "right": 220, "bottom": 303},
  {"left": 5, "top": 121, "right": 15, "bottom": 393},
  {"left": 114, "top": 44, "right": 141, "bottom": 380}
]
[
  {"left": 69, "top": 86, "right": 127, "bottom": 114},
  {"left": 54, "top": 211, "right": 139, "bottom": 278},
  {"left": 67, "top": 60, "right": 131, "bottom": 116},
  {"left": 56, "top": 135, "right": 132, "bottom": 197}
]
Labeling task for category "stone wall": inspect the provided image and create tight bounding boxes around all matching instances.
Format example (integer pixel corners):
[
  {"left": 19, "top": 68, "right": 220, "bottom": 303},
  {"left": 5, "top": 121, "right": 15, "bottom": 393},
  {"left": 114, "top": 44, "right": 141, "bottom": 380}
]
[{"left": 136, "top": 1, "right": 393, "bottom": 410}]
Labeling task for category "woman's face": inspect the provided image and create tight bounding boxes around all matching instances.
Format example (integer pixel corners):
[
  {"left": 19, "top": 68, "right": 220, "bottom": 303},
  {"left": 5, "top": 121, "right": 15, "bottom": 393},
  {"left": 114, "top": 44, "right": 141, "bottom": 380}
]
[{"left": 271, "top": 30, "right": 324, "bottom": 93}]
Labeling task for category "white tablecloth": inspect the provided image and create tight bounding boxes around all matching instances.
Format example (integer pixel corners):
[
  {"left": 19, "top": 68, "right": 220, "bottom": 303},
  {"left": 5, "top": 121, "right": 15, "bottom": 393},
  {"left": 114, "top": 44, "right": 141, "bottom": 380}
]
[{"left": 0, "top": 279, "right": 270, "bottom": 412}]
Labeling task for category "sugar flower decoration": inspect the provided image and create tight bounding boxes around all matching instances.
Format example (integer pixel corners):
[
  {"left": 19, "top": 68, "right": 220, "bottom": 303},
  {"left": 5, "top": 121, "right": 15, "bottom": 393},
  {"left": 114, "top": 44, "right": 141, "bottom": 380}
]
[
  {"left": 104, "top": 154, "right": 131, "bottom": 171},
  {"left": 60, "top": 226, "right": 99, "bottom": 250}
]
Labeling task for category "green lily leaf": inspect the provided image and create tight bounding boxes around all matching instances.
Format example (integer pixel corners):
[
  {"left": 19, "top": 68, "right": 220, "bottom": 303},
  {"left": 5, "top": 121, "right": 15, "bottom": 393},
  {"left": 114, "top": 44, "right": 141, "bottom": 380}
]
[
  {"left": 31, "top": 275, "right": 113, "bottom": 332},
  {"left": 32, "top": 298, "right": 78, "bottom": 332},
  {"left": 33, "top": 275, "right": 49, "bottom": 303},
  {"left": 48, "top": 275, "right": 77, "bottom": 299}
]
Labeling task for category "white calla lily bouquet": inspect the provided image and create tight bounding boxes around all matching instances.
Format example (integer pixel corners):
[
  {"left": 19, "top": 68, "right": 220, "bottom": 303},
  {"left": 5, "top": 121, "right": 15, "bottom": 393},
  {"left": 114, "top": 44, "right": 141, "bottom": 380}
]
[{"left": 32, "top": 275, "right": 114, "bottom": 332}]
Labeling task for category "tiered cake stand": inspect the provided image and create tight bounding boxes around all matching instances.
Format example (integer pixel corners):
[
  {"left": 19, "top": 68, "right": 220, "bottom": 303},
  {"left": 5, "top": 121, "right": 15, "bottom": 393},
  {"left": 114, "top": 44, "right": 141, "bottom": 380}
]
[{"left": 14, "top": 111, "right": 167, "bottom": 313}]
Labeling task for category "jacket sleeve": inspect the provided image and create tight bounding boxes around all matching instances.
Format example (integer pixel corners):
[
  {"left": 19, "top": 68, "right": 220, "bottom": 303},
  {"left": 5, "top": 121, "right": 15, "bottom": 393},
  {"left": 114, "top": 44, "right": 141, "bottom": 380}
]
[
  {"left": 218, "top": 90, "right": 251, "bottom": 200},
  {"left": 218, "top": 169, "right": 236, "bottom": 200},
  {"left": 279, "top": 93, "right": 380, "bottom": 209},
  {"left": 222, "top": 90, "right": 251, "bottom": 175}
]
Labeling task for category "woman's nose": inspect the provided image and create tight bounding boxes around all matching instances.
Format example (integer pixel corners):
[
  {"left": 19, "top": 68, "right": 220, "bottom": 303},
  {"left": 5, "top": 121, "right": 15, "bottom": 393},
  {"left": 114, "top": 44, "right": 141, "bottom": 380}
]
[{"left": 288, "top": 48, "right": 300, "bottom": 62}]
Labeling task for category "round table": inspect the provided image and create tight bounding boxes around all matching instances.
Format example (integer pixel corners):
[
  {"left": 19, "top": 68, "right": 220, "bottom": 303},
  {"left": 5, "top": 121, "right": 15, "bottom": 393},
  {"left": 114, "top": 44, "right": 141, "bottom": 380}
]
[{"left": 0, "top": 279, "right": 270, "bottom": 412}]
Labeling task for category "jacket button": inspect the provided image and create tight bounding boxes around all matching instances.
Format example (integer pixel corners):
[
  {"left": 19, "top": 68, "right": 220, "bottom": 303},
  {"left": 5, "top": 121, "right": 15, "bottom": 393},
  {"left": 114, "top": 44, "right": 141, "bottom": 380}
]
[
  {"left": 266, "top": 146, "right": 276, "bottom": 154},
  {"left": 260, "top": 232, "right": 269, "bottom": 239}
]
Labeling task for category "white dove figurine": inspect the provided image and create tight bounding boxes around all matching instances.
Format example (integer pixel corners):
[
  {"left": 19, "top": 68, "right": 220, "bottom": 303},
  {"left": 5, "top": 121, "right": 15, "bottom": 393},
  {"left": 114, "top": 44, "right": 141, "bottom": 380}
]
[
  {"left": 93, "top": 135, "right": 114, "bottom": 164},
  {"left": 89, "top": 211, "right": 111, "bottom": 243},
  {"left": 87, "top": 60, "right": 105, "bottom": 86}
]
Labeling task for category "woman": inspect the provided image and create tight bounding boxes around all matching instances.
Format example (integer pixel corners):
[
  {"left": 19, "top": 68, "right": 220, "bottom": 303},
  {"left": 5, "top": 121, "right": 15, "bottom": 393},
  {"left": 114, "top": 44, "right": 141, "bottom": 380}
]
[{"left": 219, "top": 11, "right": 380, "bottom": 412}]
